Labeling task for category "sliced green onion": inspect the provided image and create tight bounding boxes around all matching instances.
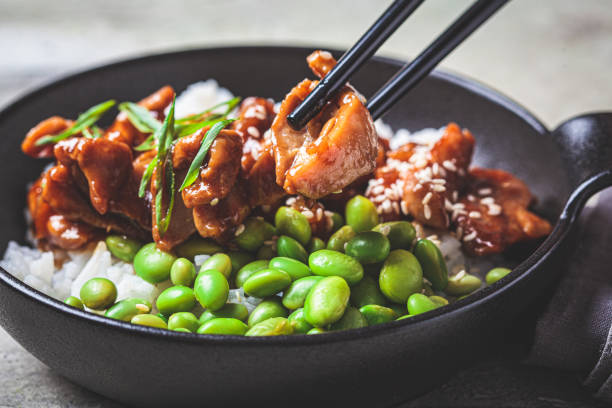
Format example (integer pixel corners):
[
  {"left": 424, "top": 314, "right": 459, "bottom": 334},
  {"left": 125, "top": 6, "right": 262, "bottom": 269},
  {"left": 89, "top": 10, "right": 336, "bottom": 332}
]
[
  {"left": 156, "top": 155, "right": 176, "bottom": 237},
  {"left": 134, "top": 135, "right": 156, "bottom": 152},
  {"left": 118, "top": 102, "right": 162, "bottom": 133},
  {"left": 175, "top": 96, "right": 241, "bottom": 124},
  {"left": 35, "top": 100, "right": 116, "bottom": 146},
  {"left": 138, "top": 157, "right": 158, "bottom": 198},
  {"left": 179, "top": 119, "right": 235, "bottom": 192},
  {"left": 174, "top": 116, "right": 224, "bottom": 139}
]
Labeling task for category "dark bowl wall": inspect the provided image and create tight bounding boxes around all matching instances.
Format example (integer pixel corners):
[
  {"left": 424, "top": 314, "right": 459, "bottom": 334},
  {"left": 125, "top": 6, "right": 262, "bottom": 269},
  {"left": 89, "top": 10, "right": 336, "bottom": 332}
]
[{"left": 0, "top": 47, "right": 574, "bottom": 407}]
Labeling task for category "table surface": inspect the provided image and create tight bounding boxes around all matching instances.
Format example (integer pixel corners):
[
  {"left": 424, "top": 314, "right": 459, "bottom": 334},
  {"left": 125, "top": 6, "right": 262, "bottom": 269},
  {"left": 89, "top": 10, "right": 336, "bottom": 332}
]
[{"left": 1, "top": 0, "right": 611, "bottom": 406}]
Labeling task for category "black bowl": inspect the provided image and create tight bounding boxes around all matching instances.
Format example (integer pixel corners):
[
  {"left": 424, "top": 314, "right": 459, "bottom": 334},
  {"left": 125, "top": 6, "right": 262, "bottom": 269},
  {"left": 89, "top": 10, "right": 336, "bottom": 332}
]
[{"left": 0, "top": 46, "right": 610, "bottom": 408}]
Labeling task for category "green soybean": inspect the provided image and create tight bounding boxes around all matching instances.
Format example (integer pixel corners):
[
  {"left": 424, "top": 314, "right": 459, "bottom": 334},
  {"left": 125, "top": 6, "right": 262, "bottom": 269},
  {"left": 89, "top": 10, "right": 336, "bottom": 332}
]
[
  {"left": 64, "top": 296, "right": 84, "bottom": 310},
  {"left": 379, "top": 249, "right": 423, "bottom": 304},
  {"left": 228, "top": 251, "right": 255, "bottom": 276},
  {"left": 303, "top": 276, "right": 350, "bottom": 328},
  {"left": 131, "top": 314, "right": 167, "bottom": 329},
  {"left": 309, "top": 249, "right": 364, "bottom": 285},
  {"left": 407, "top": 293, "right": 440, "bottom": 315},
  {"left": 413, "top": 239, "right": 448, "bottom": 291},
  {"left": 105, "top": 235, "right": 142, "bottom": 263},
  {"left": 156, "top": 286, "right": 196, "bottom": 315},
  {"left": 275, "top": 206, "right": 312, "bottom": 245},
  {"left": 168, "top": 312, "right": 200, "bottom": 332},
  {"left": 256, "top": 244, "right": 277, "bottom": 260},
  {"left": 174, "top": 237, "right": 222, "bottom": 260},
  {"left": 173, "top": 328, "right": 191, "bottom": 333},
  {"left": 486, "top": 267, "right": 512, "bottom": 285},
  {"left": 243, "top": 268, "right": 291, "bottom": 298},
  {"left": 245, "top": 317, "right": 294, "bottom": 336},
  {"left": 269, "top": 257, "right": 311, "bottom": 281},
  {"left": 276, "top": 235, "right": 308, "bottom": 263},
  {"left": 396, "top": 314, "right": 413, "bottom": 321},
  {"left": 156, "top": 313, "right": 169, "bottom": 323},
  {"left": 445, "top": 273, "right": 482, "bottom": 296},
  {"left": 429, "top": 295, "right": 449, "bottom": 307},
  {"left": 80, "top": 278, "right": 117, "bottom": 310},
  {"left": 199, "top": 253, "right": 232, "bottom": 279},
  {"left": 330, "top": 212, "right": 345, "bottom": 233},
  {"left": 388, "top": 303, "right": 408, "bottom": 317},
  {"left": 330, "top": 306, "right": 367, "bottom": 331},
  {"left": 170, "top": 258, "right": 196, "bottom": 287},
  {"left": 345, "top": 195, "right": 378, "bottom": 233},
  {"left": 282, "top": 276, "right": 324, "bottom": 310},
  {"left": 373, "top": 221, "right": 416, "bottom": 250},
  {"left": 248, "top": 298, "right": 288, "bottom": 327},
  {"left": 350, "top": 275, "right": 387, "bottom": 308},
  {"left": 288, "top": 308, "right": 313, "bottom": 334},
  {"left": 194, "top": 269, "right": 229, "bottom": 311},
  {"left": 326, "top": 225, "right": 355, "bottom": 252},
  {"left": 235, "top": 260, "right": 269, "bottom": 288},
  {"left": 308, "top": 237, "right": 326, "bottom": 253},
  {"left": 105, "top": 298, "right": 151, "bottom": 321},
  {"left": 359, "top": 304, "right": 398, "bottom": 326},
  {"left": 235, "top": 218, "right": 271, "bottom": 251},
  {"left": 133, "top": 243, "right": 176, "bottom": 284},
  {"left": 307, "top": 327, "right": 327, "bottom": 335},
  {"left": 197, "top": 318, "right": 248, "bottom": 335},
  {"left": 345, "top": 231, "right": 390, "bottom": 264},
  {"left": 199, "top": 303, "right": 249, "bottom": 324}
]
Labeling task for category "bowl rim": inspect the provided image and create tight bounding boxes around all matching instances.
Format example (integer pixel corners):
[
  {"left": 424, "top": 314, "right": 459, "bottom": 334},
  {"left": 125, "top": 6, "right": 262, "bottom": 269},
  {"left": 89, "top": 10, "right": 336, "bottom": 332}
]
[{"left": 0, "top": 44, "right": 562, "bottom": 346}]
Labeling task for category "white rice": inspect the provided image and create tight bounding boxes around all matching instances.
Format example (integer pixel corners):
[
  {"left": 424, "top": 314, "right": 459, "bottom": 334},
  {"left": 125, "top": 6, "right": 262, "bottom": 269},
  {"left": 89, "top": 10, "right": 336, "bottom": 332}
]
[{"left": 1, "top": 79, "right": 469, "bottom": 306}]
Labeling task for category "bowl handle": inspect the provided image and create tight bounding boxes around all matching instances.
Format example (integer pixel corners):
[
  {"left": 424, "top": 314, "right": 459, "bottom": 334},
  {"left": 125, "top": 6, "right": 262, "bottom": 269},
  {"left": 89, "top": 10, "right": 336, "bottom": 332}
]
[{"left": 553, "top": 112, "right": 612, "bottom": 223}]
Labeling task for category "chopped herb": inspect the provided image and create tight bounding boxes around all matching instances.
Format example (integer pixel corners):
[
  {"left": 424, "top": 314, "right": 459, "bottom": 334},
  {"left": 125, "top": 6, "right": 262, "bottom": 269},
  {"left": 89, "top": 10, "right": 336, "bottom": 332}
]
[
  {"left": 179, "top": 119, "right": 235, "bottom": 192},
  {"left": 118, "top": 102, "right": 162, "bottom": 133},
  {"left": 175, "top": 96, "right": 241, "bottom": 124},
  {"left": 82, "top": 126, "right": 104, "bottom": 139},
  {"left": 134, "top": 135, "right": 156, "bottom": 152},
  {"left": 174, "top": 116, "right": 224, "bottom": 139},
  {"left": 156, "top": 155, "right": 176, "bottom": 236},
  {"left": 138, "top": 157, "right": 157, "bottom": 198},
  {"left": 35, "top": 100, "right": 116, "bottom": 146}
]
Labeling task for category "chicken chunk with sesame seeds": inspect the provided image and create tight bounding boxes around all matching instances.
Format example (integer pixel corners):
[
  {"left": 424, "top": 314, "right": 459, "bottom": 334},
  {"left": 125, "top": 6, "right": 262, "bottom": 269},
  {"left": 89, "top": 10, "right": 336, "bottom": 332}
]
[{"left": 453, "top": 167, "right": 552, "bottom": 256}]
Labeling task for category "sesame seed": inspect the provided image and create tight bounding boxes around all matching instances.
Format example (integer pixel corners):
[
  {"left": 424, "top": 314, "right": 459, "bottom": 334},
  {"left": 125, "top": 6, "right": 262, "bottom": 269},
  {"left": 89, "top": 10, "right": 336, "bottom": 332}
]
[
  {"left": 391, "top": 201, "right": 400, "bottom": 214},
  {"left": 382, "top": 199, "right": 392, "bottom": 213},
  {"left": 432, "top": 162, "right": 440, "bottom": 176},
  {"left": 478, "top": 187, "right": 492, "bottom": 196},
  {"left": 316, "top": 208, "right": 323, "bottom": 221},
  {"left": 487, "top": 204, "right": 502, "bottom": 216},
  {"left": 246, "top": 126, "right": 260, "bottom": 138},
  {"left": 480, "top": 197, "right": 495, "bottom": 205},
  {"left": 413, "top": 183, "right": 423, "bottom": 192},
  {"left": 442, "top": 160, "right": 457, "bottom": 172},
  {"left": 234, "top": 224, "right": 245, "bottom": 236},
  {"left": 210, "top": 198, "right": 219, "bottom": 206},
  {"left": 302, "top": 210, "right": 314, "bottom": 219},
  {"left": 463, "top": 231, "right": 477, "bottom": 242},
  {"left": 467, "top": 194, "right": 476, "bottom": 202},
  {"left": 432, "top": 185, "right": 447, "bottom": 193},
  {"left": 431, "top": 178, "right": 446, "bottom": 185},
  {"left": 373, "top": 194, "right": 386, "bottom": 203},
  {"left": 286, "top": 197, "right": 297, "bottom": 205},
  {"left": 469, "top": 211, "right": 481, "bottom": 219},
  {"left": 422, "top": 192, "right": 433, "bottom": 205},
  {"left": 400, "top": 200, "right": 409, "bottom": 215},
  {"left": 445, "top": 199, "right": 454, "bottom": 211},
  {"left": 424, "top": 204, "right": 432, "bottom": 220},
  {"left": 372, "top": 185, "right": 384, "bottom": 195},
  {"left": 452, "top": 190, "right": 459, "bottom": 202}
]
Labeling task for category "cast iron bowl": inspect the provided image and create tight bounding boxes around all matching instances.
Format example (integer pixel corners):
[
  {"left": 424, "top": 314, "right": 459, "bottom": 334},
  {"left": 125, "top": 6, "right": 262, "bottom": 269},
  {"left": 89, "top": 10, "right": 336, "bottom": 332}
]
[{"left": 0, "top": 46, "right": 611, "bottom": 407}]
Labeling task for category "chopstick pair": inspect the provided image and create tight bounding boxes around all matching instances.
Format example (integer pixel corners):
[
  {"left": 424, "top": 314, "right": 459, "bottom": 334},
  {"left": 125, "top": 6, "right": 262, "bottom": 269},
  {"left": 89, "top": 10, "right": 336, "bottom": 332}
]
[{"left": 287, "top": 0, "right": 509, "bottom": 130}]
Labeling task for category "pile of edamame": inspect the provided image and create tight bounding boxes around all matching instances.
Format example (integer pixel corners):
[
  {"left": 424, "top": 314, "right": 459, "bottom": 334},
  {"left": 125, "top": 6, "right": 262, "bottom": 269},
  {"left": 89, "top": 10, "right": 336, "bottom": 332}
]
[{"left": 64, "top": 195, "right": 512, "bottom": 336}]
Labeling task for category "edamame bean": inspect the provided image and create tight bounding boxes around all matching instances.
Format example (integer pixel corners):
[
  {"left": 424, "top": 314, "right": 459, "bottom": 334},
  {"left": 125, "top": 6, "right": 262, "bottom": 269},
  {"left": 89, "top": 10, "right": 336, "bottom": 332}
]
[
  {"left": 345, "top": 195, "right": 378, "bottom": 233},
  {"left": 64, "top": 296, "right": 84, "bottom": 310},
  {"left": 131, "top": 314, "right": 167, "bottom": 329},
  {"left": 407, "top": 293, "right": 440, "bottom": 315},
  {"left": 243, "top": 268, "right": 292, "bottom": 298},
  {"left": 199, "top": 253, "right": 232, "bottom": 279},
  {"left": 429, "top": 295, "right": 449, "bottom": 307},
  {"left": 235, "top": 218, "right": 272, "bottom": 251},
  {"left": 235, "top": 260, "right": 269, "bottom": 288},
  {"left": 445, "top": 273, "right": 482, "bottom": 296},
  {"left": 359, "top": 304, "right": 398, "bottom": 326},
  {"left": 288, "top": 308, "right": 313, "bottom": 334},
  {"left": 326, "top": 225, "right": 355, "bottom": 252},
  {"left": 245, "top": 317, "right": 294, "bottom": 336},
  {"left": 80, "top": 278, "right": 117, "bottom": 310},
  {"left": 194, "top": 269, "right": 229, "bottom": 311},
  {"left": 199, "top": 303, "right": 249, "bottom": 324},
  {"left": 256, "top": 244, "right": 277, "bottom": 260},
  {"left": 345, "top": 231, "right": 390, "bottom": 264},
  {"left": 388, "top": 303, "right": 408, "bottom": 317},
  {"left": 309, "top": 249, "right": 364, "bottom": 285},
  {"left": 350, "top": 275, "right": 387, "bottom": 308},
  {"left": 373, "top": 221, "right": 416, "bottom": 250},
  {"left": 308, "top": 237, "right": 326, "bottom": 253},
  {"left": 228, "top": 252, "right": 255, "bottom": 276},
  {"left": 275, "top": 206, "right": 312, "bottom": 245},
  {"left": 282, "top": 276, "right": 324, "bottom": 310},
  {"left": 269, "top": 257, "right": 312, "bottom": 281},
  {"left": 170, "top": 258, "right": 196, "bottom": 287},
  {"left": 175, "top": 237, "right": 222, "bottom": 260},
  {"left": 396, "top": 314, "right": 413, "bottom": 321},
  {"left": 168, "top": 312, "right": 200, "bottom": 332},
  {"left": 173, "top": 328, "right": 191, "bottom": 333},
  {"left": 303, "top": 276, "right": 350, "bottom": 327},
  {"left": 248, "top": 298, "right": 288, "bottom": 327},
  {"left": 105, "top": 235, "right": 142, "bottom": 262},
  {"left": 156, "top": 313, "right": 169, "bottom": 323},
  {"left": 330, "top": 212, "right": 344, "bottom": 233},
  {"left": 197, "top": 318, "right": 248, "bottom": 335},
  {"left": 105, "top": 298, "right": 151, "bottom": 321},
  {"left": 379, "top": 249, "right": 423, "bottom": 304},
  {"left": 133, "top": 243, "right": 176, "bottom": 284},
  {"left": 156, "top": 286, "right": 196, "bottom": 315},
  {"left": 276, "top": 235, "right": 308, "bottom": 263},
  {"left": 330, "top": 306, "right": 367, "bottom": 331},
  {"left": 413, "top": 239, "right": 448, "bottom": 291},
  {"left": 486, "top": 267, "right": 512, "bottom": 285},
  {"left": 307, "top": 327, "right": 327, "bottom": 335}
]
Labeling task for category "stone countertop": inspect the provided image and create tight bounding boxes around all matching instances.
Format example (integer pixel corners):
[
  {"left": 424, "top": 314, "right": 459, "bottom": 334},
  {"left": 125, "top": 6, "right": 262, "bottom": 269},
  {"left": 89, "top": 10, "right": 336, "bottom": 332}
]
[{"left": 1, "top": 0, "right": 611, "bottom": 406}]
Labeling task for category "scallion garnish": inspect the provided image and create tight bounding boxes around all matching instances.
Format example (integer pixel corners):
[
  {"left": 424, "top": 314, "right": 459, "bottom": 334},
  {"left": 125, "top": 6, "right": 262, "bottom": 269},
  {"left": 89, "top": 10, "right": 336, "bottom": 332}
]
[
  {"left": 138, "top": 157, "right": 157, "bottom": 198},
  {"left": 175, "top": 96, "right": 241, "bottom": 124},
  {"left": 179, "top": 118, "right": 235, "bottom": 192},
  {"left": 35, "top": 100, "right": 116, "bottom": 146},
  {"left": 156, "top": 155, "right": 176, "bottom": 236},
  {"left": 118, "top": 102, "right": 162, "bottom": 133}
]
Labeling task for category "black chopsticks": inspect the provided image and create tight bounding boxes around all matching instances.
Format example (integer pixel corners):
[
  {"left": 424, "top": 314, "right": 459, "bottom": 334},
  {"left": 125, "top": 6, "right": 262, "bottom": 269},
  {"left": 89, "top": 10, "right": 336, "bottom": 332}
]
[{"left": 287, "top": 0, "right": 509, "bottom": 129}]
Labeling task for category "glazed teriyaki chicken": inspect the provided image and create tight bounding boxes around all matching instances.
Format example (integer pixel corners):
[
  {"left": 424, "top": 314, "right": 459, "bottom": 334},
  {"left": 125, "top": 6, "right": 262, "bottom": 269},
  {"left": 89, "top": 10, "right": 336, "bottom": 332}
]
[{"left": 23, "top": 50, "right": 551, "bottom": 257}]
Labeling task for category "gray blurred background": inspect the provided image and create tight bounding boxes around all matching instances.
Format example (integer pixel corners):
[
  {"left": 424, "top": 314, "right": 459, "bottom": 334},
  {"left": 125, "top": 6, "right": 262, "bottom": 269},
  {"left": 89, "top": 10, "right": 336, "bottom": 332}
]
[{"left": 1, "top": 0, "right": 611, "bottom": 407}]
